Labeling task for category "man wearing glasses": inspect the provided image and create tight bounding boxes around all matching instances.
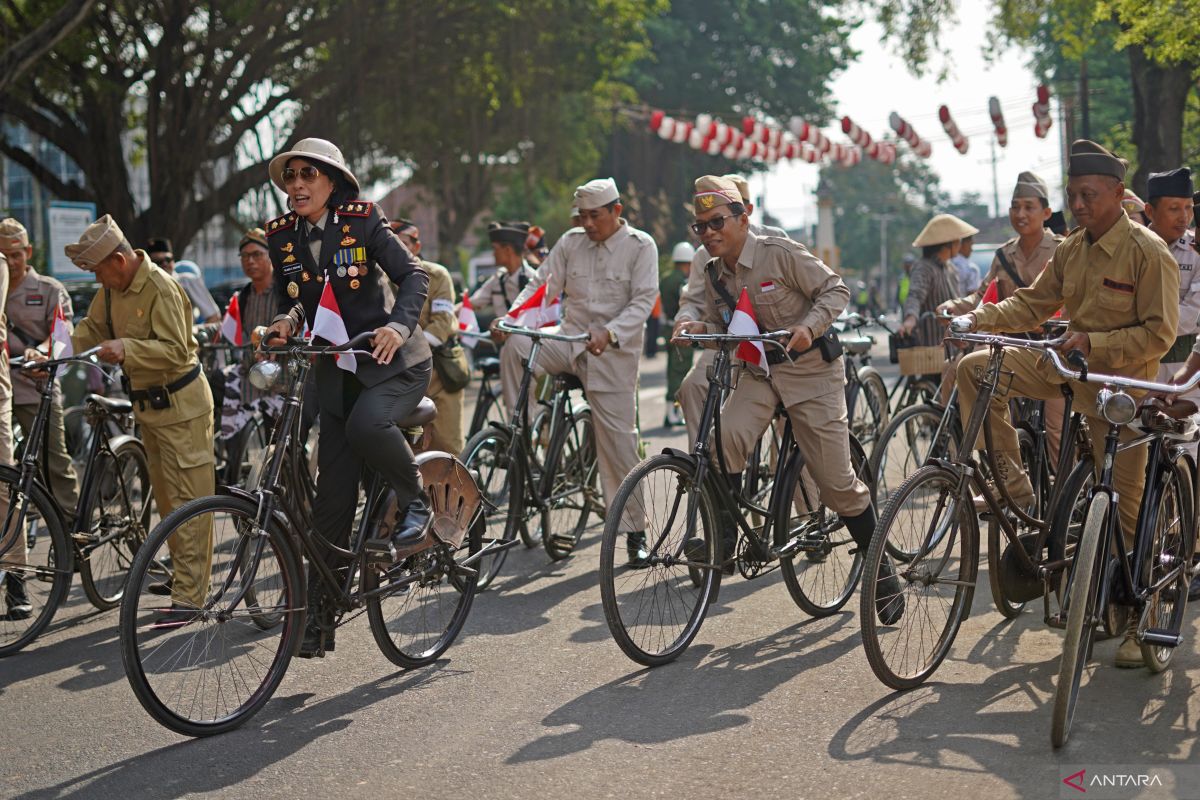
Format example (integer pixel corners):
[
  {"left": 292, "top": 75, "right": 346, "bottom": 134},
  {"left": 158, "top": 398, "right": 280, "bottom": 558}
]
[
  {"left": 146, "top": 238, "right": 221, "bottom": 324},
  {"left": 671, "top": 176, "right": 903, "bottom": 623},
  {"left": 493, "top": 178, "right": 658, "bottom": 566}
]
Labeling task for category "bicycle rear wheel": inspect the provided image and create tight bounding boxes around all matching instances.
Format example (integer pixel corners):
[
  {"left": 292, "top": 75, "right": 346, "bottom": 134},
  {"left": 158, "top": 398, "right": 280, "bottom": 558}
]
[
  {"left": 860, "top": 464, "right": 978, "bottom": 690},
  {"left": 0, "top": 469, "right": 72, "bottom": 657},
  {"left": 120, "top": 495, "right": 301, "bottom": 737},
  {"left": 1051, "top": 491, "right": 1109, "bottom": 748},
  {"left": 366, "top": 455, "right": 480, "bottom": 668},
  {"left": 599, "top": 453, "right": 720, "bottom": 666},
  {"left": 460, "top": 425, "right": 514, "bottom": 589},
  {"left": 779, "top": 436, "right": 869, "bottom": 616},
  {"left": 849, "top": 366, "right": 889, "bottom": 451},
  {"left": 540, "top": 407, "right": 594, "bottom": 560},
  {"left": 79, "top": 438, "right": 153, "bottom": 610},
  {"left": 1140, "top": 455, "right": 1193, "bottom": 673}
]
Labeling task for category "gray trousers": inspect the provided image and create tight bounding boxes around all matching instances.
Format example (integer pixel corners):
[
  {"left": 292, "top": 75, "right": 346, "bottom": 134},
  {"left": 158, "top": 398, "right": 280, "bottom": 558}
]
[
  {"left": 14, "top": 400, "right": 80, "bottom": 523},
  {"left": 313, "top": 360, "right": 431, "bottom": 557}
]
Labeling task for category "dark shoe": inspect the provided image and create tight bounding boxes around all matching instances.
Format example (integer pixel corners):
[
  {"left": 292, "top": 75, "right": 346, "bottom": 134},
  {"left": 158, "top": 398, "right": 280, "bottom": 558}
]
[
  {"left": 682, "top": 536, "right": 706, "bottom": 564},
  {"left": 391, "top": 494, "right": 432, "bottom": 550},
  {"left": 626, "top": 532, "right": 650, "bottom": 568},
  {"left": 4, "top": 574, "right": 32, "bottom": 621},
  {"left": 298, "top": 580, "right": 334, "bottom": 658},
  {"left": 1188, "top": 573, "right": 1200, "bottom": 603},
  {"left": 875, "top": 558, "right": 906, "bottom": 625},
  {"left": 147, "top": 577, "right": 173, "bottom": 597},
  {"left": 152, "top": 603, "right": 197, "bottom": 629}
]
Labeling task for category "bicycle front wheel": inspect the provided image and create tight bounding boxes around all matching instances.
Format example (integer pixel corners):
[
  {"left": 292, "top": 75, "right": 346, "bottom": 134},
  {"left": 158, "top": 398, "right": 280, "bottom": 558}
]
[
  {"left": 1051, "top": 491, "right": 1109, "bottom": 748},
  {"left": 860, "top": 464, "right": 978, "bottom": 690},
  {"left": 79, "top": 438, "right": 153, "bottom": 610},
  {"left": 0, "top": 469, "right": 72, "bottom": 657},
  {"left": 120, "top": 495, "right": 302, "bottom": 737},
  {"left": 599, "top": 454, "right": 720, "bottom": 666},
  {"left": 460, "top": 425, "right": 514, "bottom": 589}
]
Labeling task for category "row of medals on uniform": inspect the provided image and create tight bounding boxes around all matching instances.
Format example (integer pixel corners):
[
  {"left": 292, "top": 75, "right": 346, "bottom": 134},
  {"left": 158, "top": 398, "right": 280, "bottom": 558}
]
[{"left": 280, "top": 224, "right": 367, "bottom": 300}]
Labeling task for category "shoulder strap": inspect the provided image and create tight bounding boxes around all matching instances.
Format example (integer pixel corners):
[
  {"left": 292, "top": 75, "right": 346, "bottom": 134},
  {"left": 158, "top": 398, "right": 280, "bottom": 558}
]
[
  {"left": 706, "top": 260, "right": 739, "bottom": 314},
  {"left": 104, "top": 288, "right": 115, "bottom": 339},
  {"left": 995, "top": 248, "right": 1027, "bottom": 290}
]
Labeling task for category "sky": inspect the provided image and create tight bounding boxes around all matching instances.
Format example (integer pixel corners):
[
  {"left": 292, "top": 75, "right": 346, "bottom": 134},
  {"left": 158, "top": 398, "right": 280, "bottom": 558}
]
[{"left": 754, "top": 3, "right": 1065, "bottom": 231}]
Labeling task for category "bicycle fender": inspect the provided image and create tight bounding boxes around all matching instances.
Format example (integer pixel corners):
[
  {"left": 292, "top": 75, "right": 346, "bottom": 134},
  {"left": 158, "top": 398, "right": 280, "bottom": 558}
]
[
  {"left": 659, "top": 447, "right": 695, "bottom": 464},
  {"left": 106, "top": 433, "right": 145, "bottom": 457}
]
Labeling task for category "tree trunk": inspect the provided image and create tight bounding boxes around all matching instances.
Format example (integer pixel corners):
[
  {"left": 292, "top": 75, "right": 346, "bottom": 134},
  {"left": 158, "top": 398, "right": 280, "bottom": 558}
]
[{"left": 1128, "top": 46, "right": 1195, "bottom": 197}]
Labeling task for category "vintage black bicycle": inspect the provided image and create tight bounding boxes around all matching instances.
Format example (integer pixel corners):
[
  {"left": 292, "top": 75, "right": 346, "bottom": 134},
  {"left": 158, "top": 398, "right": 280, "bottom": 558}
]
[
  {"left": 598, "top": 330, "right": 873, "bottom": 666},
  {"left": 460, "top": 321, "right": 598, "bottom": 587},
  {"left": 118, "top": 332, "right": 493, "bottom": 736},
  {"left": 0, "top": 349, "right": 152, "bottom": 656}
]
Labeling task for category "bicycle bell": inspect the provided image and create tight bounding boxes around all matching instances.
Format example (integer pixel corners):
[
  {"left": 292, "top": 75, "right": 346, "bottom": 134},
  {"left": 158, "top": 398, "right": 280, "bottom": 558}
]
[{"left": 1097, "top": 387, "right": 1136, "bottom": 425}]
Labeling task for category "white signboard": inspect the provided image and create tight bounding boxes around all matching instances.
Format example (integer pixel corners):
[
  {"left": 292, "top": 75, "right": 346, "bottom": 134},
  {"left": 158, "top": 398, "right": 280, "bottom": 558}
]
[{"left": 47, "top": 203, "right": 96, "bottom": 280}]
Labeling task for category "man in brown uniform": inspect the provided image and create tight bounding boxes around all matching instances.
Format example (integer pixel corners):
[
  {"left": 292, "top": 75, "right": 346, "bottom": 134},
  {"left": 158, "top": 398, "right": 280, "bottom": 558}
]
[
  {"left": 66, "top": 216, "right": 215, "bottom": 622},
  {"left": 953, "top": 141, "right": 1178, "bottom": 667},
  {"left": 673, "top": 176, "right": 902, "bottom": 623},
  {"left": 390, "top": 218, "right": 464, "bottom": 454}
]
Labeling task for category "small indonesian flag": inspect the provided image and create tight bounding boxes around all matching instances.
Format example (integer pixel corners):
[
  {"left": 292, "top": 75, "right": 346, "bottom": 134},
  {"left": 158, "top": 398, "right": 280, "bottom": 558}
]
[
  {"left": 50, "top": 303, "right": 73, "bottom": 359},
  {"left": 505, "top": 282, "right": 561, "bottom": 329},
  {"left": 729, "top": 288, "right": 768, "bottom": 374},
  {"left": 311, "top": 275, "right": 355, "bottom": 373},
  {"left": 220, "top": 293, "right": 242, "bottom": 345},
  {"left": 981, "top": 279, "right": 999, "bottom": 305},
  {"left": 458, "top": 293, "right": 480, "bottom": 349}
]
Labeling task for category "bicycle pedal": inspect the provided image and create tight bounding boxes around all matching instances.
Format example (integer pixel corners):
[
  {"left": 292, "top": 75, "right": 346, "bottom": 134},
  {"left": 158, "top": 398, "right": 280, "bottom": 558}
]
[
  {"left": 1141, "top": 628, "right": 1183, "bottom": 648},
  {"left": 363, "top": 538, "right": 397, "bottom": 563}
]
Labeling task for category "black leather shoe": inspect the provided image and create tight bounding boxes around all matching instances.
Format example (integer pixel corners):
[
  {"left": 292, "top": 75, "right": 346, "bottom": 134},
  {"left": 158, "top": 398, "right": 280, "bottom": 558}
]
[
  {"left": 298, "top": 580, "right": 334, "bottom": 658},
  {"left": 391, "top": 493, "right": 432, "bottom": 550},
  {"left": 152, "top": 604, "right": 197, "bottom": 629},
  {"left": 626, "top": 532, "right": 650, "bottom": 568},
  {"left": 147, "top": 577, "right": 173, "bottom": 597},
  {"left": 874, "top": 557, "right": 906, "bottom": 625},
  {"left": 3, "top": 574, "right": 32, "bottom": 621}
]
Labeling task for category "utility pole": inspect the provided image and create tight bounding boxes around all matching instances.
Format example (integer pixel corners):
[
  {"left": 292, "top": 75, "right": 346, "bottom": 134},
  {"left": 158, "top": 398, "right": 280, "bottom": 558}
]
[
  {"left": 989, "top": 133, "right": 1000, "bottom": 220},
  {"left": 879, "top": 212, "right": 895, "bottom": 311}
]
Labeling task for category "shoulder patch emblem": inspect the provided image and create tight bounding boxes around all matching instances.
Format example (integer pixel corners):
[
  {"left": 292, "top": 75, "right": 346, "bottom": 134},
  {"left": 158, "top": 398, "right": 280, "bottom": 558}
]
[
  {"left": 336, "top": 201, "right": 372, "bottom": 218},
  {"left": 267, "top": 213, "right": 298, "bottom": 235}
]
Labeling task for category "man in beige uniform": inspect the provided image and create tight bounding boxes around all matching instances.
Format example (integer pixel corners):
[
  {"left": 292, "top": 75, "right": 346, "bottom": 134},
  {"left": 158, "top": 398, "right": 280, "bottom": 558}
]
[
  {"left": 67, "top": 216, "right": 215, "bottom": 622},
  {"left": 390, "top": 218, "right": 464, "bottom": 454},
  {"left": 674, "top": 174, "right": 788, "bottom": 444},
  {"left": 494, "top": 178, "right": 658, "bottom": 565},
  {"left": 673, "top": 176, "right": 902, "bottom": 623},
  {"left": 0, "top": 250, "right": 21, "bottom": 620},
  {"left": 954, "top": 141, "right": 1178, "bottom": 667},
  {"left": 0, "top": 219, "right": 80, "bottom": 522}
]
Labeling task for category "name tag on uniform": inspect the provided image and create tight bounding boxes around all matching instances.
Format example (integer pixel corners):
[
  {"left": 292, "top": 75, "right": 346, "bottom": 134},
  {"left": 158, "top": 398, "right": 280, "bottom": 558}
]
[
  {"left": 431, "top": 298, "right": 454, "bottom": 314},
  {"left": 25, "top": 294, "right": 44, "bottom": 306},
  {"left": 1102, "top": 277, "right": 1135, "bottom": 294},
  {"left": 760, "top": 281, "right": 776, "bottom": 293}
]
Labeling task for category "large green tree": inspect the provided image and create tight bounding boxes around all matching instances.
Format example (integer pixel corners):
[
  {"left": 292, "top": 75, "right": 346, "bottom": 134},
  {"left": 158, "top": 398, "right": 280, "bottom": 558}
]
[{"left": 0, "top": 0, "right": 96, "bottom": 96}]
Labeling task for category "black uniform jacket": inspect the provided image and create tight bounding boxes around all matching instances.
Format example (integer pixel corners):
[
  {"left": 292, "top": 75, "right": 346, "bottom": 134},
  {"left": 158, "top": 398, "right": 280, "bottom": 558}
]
[{"left": 267, "top": 201, "right": 431, "bottom": 412}]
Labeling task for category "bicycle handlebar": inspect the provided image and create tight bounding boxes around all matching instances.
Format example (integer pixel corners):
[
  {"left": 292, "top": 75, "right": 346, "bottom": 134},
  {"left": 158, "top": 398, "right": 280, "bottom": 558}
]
[
  {"left": 496, "top": 320, "right": 590, "bottom": 343},
  {"left": 678, "top": 329, "right": 794, "bottom": 354},
  {"left": 259, "top": 329, "right": 377, "bottom": 357},
  {"left": 13, "top": 346, "right": 103, "bottom": 373}
]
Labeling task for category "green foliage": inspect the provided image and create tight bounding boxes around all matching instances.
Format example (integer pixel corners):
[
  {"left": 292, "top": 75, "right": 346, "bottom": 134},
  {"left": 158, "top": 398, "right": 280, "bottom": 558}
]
[{"left": 1101, "top": 0, "right": 1200, "bottom": 65}]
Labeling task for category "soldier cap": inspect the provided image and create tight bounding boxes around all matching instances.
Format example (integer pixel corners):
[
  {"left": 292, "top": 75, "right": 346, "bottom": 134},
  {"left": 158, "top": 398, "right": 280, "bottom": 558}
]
[{"left": 65, "top": 214, "right": 125, "bottom": 270}]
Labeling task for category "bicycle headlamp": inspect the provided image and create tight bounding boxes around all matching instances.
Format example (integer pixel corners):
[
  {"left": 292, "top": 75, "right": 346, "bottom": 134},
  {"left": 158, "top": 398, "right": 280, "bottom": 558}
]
[
  {"left": 1097, "top": 387, "right": 1136, "bottom": 426},
  {"left": 248, "top": 360, "right": 282, "bottom": 391}
]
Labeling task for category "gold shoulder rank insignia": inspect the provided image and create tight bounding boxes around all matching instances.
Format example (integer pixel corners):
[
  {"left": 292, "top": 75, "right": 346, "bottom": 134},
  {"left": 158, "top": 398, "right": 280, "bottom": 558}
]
[
  {"left": 267, "top": 212, "right": 297, "bottom": 236},
  {"left": 337, "top": 201, "right": 372, "bottom": 218}
]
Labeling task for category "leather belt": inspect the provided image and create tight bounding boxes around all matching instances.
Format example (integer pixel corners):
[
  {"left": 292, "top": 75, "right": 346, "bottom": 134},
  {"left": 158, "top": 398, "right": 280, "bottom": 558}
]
[{"left": 128, "top": 364, "right": 201, "bottom": 402}]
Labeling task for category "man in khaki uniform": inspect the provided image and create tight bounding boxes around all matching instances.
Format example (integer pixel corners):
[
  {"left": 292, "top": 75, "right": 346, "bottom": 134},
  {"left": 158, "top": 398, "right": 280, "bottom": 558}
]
[
  {"left": 673, "top": 176, "right": 902, "bottom": 623},
  {"left": 954, "top": 140, "right": 1178, "bottom": 667},
  {"left": 494, "top": 178, "right": 658, "bottom": 565},
  {"left": 470, "top": 221, "right": 539, "bottom": 326},
  {"left": 941, "top": 172, "right": 1066, "bottom": 462},
  {"left": 0, "top": 250, "right": 22, "bottom": 620},
  {"left": 0, "top": 219, "right": 80, "bottom": 522},
  {"left": 390, "top": 219, "right": 464, "bottom": 454},
  {"left": 674, "top": 174, "right": 788, "bottom": 444},
  {"left": 66, "top": 216, "right": 215, "bottom": 622}
]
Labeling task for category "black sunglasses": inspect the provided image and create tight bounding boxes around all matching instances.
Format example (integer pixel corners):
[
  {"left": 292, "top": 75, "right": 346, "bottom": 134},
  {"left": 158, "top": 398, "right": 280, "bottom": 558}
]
[
  {"left": 282, "top": 165, "right": 322, "bottom": 182},
  {"left": 690, "top": 213, "right": 737, "bottom": 236}
]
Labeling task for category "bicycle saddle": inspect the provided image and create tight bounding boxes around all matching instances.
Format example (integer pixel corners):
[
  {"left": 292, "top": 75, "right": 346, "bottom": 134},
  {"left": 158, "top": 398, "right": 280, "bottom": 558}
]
[
  {"left": 842, "top": 336, "right": 874, "bottom": 356},
  {"left": 86, "top": 394, "right": 132, "bottom": 415},
  {"left": 397, "top": 397, "right": 438, "bottom": 428},
  {"left": 477, "top": 357, "right": 500, "bottom": 377}
]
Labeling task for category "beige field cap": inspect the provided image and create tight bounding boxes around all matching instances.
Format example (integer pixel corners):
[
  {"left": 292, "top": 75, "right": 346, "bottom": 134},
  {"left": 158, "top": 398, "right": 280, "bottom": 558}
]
[
  {"left": 64, "top": 214, "right": 125, "bottom": 270},
  {"left": 912, "top": 213, "right": 979, "bottom": 247}
]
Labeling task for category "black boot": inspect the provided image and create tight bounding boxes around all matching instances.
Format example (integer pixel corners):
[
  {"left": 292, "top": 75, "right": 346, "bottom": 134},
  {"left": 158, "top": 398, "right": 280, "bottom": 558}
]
[
  {"left": 391, "top": 493, "right": 432, "bottom": 551},
  {"left": 298, "top": 572, "right": 333, "bottom": 658},
  {"left": 4, "top": 573, "right": 32, "bottom": 621},
  {"left": 841, "top": 506, "right": 905, "bottom": 625},
  {"left": 626, "top": 532, "right": 650, "bottom": 568}
]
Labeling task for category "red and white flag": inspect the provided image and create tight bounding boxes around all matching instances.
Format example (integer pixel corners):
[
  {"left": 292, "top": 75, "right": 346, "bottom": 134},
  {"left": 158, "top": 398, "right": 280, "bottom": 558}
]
[
  {"left": 458, "top": 293, "right": 479, "bottom": 349},
  {"left": 505, "top": 283, "right": 561, "bottom": 329},
  {"left": 220, "top": 294, "right": 242, "bottom": 345},
  {"left": 50, "top": 303, "right": 73, "bottom": 359},
  {"left": 729, "top": 288, "right": 768, "bottom": 374},
  {"left": 311, "top": 276, "right": 355, "bottom": 373}
]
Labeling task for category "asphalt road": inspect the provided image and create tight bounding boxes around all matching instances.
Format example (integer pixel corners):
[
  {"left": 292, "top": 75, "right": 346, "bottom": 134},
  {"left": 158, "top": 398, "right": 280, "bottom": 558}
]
[{"left": 3, "top": 330, "right": 1199, "bottom": 800}]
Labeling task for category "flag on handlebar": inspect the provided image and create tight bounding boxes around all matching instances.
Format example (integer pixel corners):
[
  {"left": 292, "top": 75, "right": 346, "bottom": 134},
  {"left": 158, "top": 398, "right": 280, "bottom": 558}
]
[
  {"left": 220, "top": 294, "right": 242, "bottom": 345},
  {"left": 312, "top": 275, "right": 356, "bottom": 373},
  {"left": 50, "top": 303, "right": 73, "bottom": 359},
  {"left": 505, "top": 282, "right": 561, "bottom": 329},
  {"left": 458, "top": 293, "right": 479, "bottom": 349},
  {"left": 729, "top": 288, "right": 768, "bottom": 374}
]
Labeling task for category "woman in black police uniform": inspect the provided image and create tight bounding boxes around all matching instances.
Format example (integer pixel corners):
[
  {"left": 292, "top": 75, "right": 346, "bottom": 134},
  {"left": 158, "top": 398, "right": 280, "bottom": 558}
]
[{"left": 264, "top": 138, "right": 432, "bottom": 658}]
